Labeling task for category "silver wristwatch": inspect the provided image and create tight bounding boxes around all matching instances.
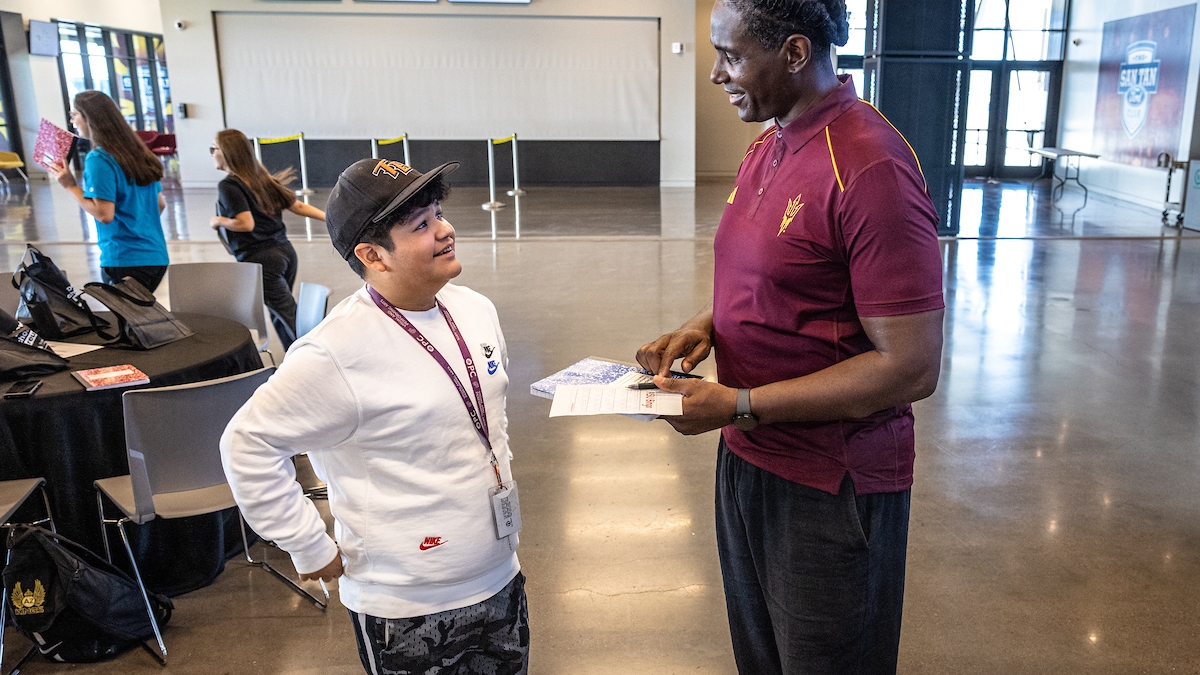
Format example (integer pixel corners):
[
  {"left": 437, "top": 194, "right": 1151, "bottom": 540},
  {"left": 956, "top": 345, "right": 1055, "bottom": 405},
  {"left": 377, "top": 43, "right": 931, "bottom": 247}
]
[{"left": 732, "top": 388, "right": 758, "bottom": 432}]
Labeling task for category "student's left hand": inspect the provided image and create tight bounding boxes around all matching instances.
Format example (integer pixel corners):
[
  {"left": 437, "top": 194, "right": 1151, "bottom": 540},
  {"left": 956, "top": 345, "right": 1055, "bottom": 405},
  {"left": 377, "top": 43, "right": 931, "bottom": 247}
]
[{"left": 210, "top": 216, "right": 225, "bottom": 230}]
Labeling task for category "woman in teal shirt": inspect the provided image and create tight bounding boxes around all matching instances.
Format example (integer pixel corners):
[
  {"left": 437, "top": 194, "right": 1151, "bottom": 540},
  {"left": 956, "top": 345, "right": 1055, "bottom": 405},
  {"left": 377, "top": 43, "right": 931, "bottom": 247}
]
[{"left": 48, "top": 91, "right": 169, "bottom": 291}]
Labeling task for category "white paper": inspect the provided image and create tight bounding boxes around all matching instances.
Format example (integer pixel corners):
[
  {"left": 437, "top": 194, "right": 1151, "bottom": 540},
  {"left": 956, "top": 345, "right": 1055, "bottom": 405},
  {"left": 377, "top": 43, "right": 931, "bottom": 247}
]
[
  {"left": 45, "top": 342, "right": 104, "bottom": 359},
  {"left": 611, "top": 371, "right": 654, "bottom": 387},
  {"left": 549, "top": 384, "right": 683, "bottom": 418}
]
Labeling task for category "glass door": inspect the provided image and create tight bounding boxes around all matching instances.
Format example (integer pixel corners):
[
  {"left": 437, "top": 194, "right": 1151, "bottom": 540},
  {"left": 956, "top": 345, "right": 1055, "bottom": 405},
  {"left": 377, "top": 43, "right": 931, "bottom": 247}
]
[
  {"left": 964, "top": 0, "right": 1067, "bottom": 179},
  {"left": 965, "top": 62, "right": 1061, "bottom": 179}
]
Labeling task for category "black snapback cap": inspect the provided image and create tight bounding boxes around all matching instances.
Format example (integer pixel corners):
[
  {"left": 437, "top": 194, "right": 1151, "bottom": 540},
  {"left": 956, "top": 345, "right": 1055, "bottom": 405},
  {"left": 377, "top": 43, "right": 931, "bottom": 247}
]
[{"left": 325, "top": 159, "right": 459, "bottom": 260}]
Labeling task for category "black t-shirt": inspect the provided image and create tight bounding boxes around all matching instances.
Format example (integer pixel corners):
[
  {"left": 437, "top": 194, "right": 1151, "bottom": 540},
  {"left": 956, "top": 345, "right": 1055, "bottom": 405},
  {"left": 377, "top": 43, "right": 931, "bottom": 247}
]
[{"left": 216, "top": 174, "right": 292, "bottom": 259}]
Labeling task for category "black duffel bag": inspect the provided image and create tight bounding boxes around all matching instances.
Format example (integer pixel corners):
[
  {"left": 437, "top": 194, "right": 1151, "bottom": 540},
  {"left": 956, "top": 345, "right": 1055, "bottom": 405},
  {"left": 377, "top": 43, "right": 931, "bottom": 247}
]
[
  {"left": 2, "top": 525, "right": 173, "bottom": 664},
  {"left": 82, "top": 278, "right": 194, "bottom": 350},
  {"left": 12, "top": 245, "right": 106, "bottom": 339}
]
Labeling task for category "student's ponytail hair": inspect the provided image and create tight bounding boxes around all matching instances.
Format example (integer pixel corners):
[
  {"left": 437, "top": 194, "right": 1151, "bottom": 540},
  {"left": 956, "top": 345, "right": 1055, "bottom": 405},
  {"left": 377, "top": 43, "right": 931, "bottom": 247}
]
[{"left": 215, "top": 129, "right": 297, "bottom": 215}]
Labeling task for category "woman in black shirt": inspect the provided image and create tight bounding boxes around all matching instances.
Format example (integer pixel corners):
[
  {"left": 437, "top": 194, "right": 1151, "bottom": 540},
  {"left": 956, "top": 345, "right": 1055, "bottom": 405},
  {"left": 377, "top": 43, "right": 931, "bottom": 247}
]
[{"left": 210, "top": 129, "right": 326, "bottom": 350}]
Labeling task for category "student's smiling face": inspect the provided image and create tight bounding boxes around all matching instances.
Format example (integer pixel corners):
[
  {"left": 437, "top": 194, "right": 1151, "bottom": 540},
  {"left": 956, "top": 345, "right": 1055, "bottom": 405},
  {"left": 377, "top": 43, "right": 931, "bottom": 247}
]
[{"left": 378, "top": 201, "right": 462, "bottom": 288}]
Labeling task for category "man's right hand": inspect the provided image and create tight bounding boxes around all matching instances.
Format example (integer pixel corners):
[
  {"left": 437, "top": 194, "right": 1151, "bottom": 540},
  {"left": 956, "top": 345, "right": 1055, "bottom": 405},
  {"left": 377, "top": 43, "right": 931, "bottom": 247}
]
[
  {"left": 299, "top": 549, "right": 344, "bottom": 582},
  {"left": 637, "top": 328, "right": 713, "bottom": 377}
]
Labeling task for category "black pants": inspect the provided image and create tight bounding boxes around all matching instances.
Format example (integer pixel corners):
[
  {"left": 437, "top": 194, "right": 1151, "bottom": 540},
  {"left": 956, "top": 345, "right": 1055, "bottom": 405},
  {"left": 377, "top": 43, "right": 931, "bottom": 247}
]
[
  {"left": 715, "top": 440, "right": 911, "bottom": 675},
  {"left": 238, "top": 242, "right": 298, "bottom": 350},
  {"left": 101, "top": 266, "right": 167, "bottom": 292}
]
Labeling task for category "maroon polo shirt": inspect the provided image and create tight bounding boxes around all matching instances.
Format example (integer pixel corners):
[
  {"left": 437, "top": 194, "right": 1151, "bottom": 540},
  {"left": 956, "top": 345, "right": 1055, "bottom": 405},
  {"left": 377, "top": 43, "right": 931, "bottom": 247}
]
[{"left": 713, "top": 75, "right": 944, "bottom": 496}]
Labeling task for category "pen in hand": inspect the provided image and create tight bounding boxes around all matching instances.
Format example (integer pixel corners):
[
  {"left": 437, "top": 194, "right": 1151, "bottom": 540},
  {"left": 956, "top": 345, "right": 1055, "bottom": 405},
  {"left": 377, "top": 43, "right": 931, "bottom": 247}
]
[{"left": 628, "top": 382, "right": 659, "bottom": 390}]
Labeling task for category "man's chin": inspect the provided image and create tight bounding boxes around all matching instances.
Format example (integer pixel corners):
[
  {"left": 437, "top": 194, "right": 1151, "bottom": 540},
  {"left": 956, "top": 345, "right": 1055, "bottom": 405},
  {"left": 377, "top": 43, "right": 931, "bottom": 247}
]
[{"left": 735, "top": 106, "right": 767, "bottom": 124}]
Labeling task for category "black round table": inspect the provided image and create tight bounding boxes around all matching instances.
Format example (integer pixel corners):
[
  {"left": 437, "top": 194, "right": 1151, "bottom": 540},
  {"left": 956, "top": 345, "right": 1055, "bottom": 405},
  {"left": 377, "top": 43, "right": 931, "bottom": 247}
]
[{"left": 0, "top": 313, "right": 263, "bottom": 596}]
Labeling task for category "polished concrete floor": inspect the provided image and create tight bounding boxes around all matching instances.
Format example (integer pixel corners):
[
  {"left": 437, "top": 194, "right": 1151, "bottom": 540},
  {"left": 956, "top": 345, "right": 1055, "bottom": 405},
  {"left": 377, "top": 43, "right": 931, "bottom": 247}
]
[{"left": 2, "top": 179, "right": 1200, "bottom": 673}]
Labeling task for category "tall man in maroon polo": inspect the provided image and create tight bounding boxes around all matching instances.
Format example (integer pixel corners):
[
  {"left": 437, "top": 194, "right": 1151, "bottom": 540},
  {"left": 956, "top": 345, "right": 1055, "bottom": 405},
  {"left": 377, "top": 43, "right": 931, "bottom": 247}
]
[{"left": 637, "top": 1, "right": 944, "bottom": 673}]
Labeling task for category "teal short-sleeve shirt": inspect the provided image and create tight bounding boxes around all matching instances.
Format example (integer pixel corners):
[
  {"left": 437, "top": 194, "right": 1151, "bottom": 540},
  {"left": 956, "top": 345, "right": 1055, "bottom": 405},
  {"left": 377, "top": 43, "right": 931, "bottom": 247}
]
[{"left": 82, "top": 147, "right": 168, "bottom": 267}]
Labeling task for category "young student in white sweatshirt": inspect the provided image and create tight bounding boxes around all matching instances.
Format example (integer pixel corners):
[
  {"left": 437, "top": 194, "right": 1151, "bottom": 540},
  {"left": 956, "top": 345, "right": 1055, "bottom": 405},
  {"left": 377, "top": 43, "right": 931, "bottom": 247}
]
[{"left": 220, "top": 158, "right": 528, "bottom": 675}]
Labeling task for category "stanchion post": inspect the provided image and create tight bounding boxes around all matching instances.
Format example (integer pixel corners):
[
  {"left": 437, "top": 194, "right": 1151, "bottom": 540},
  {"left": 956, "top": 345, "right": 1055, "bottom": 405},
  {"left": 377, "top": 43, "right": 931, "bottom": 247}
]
[
  {"left": 482, "top": 138, "right": 505, "bottom": 215},
  {"left": 296, "top": 133, "right": 313, "bottom": 240},
  {"left": 506, "top": 133, "right": 525, "bottom": 198},
  {"left": 375, "top": 135, "right": 411, "bottom": 165}
]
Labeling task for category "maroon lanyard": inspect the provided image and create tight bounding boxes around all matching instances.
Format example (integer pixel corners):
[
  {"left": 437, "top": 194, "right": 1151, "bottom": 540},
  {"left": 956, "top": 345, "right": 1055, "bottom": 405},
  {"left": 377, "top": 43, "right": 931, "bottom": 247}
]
[{"left": 368, "top": 286, "right": 491, "bottom": 453}]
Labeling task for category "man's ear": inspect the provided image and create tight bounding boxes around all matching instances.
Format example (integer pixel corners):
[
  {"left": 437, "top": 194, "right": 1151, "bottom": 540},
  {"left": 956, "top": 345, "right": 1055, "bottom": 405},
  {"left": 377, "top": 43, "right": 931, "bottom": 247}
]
[
  {"left": 782, "top": 33, "right": 813, "bottom": 74},
  {"left": 354, "top": 243, "right": 389, "bottom": 274}
]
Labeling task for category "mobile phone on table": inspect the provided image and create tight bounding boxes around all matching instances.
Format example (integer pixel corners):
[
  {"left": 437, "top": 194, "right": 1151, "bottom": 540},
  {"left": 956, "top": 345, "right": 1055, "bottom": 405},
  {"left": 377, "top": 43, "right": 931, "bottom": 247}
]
[{"left": 4, "top": 380, "right": 42, "bottom": 399}]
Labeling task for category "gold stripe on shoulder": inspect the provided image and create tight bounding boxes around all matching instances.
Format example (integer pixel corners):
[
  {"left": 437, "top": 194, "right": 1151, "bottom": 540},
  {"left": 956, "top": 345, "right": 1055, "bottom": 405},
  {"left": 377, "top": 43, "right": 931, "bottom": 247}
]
[
  {"left": 727, "top": 185, "right": 738, "bottom": 204},
  {"left": 742, "top": 126, "right": 776, "bottom": 161},
  {"left": 825, "top": 127, "right": 845, "bottom": 193},
  {"left": 861, "top": 101, "right": 927, "bottom": 190}
]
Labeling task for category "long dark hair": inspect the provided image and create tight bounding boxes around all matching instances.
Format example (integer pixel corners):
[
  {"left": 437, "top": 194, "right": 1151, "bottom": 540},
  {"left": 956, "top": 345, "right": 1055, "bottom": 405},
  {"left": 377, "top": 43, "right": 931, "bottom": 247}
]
[
  {"left": 215, "top": 129, "right": 296, "bottom": 214},
  {"left": 73, "top": 91, "right": 163, "bottom": 187}
]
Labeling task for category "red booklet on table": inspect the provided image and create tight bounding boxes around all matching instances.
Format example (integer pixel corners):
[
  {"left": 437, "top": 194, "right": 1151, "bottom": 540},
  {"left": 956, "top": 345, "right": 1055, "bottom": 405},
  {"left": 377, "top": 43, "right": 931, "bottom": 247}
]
[
  {"left": 72, "top": 365, "right": 150, "bottom": 391},
  {"left": 33, "top": 118, "right": 76, "bottom": 169}
]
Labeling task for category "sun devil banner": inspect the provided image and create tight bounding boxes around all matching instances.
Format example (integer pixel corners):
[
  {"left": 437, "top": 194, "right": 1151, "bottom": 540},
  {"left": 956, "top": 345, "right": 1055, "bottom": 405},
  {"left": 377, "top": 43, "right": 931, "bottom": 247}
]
[{"left": 1093, "top": 5, "right": 1196, "bottom": 167}]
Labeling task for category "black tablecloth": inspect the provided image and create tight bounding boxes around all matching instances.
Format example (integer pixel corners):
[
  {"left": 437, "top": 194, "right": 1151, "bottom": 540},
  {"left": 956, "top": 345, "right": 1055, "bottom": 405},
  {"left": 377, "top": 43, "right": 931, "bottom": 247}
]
[{"left": 0, "top": 313, "right": 263, "bottom": 596}]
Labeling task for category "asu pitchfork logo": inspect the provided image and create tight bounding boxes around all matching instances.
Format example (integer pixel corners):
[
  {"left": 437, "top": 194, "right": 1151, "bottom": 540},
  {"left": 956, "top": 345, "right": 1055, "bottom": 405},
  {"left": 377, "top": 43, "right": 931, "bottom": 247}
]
[{"left": 778, "top": 193, "right": 804, "bottom": 236}]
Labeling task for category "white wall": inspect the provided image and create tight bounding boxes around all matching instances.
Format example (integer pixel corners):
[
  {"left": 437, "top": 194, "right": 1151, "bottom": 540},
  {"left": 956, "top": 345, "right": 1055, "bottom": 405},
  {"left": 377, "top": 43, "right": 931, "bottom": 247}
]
[
  {"left": 159, "top": 0, "right": 696, "bottom": 188},
  {"left": 694, "top": 0, "right": 763, "bottom": 178},
  {"left": 1060, "top": 0, "right": 1200, "bottom": 208},
  {"left": 0, "top": 0, "right": 164, "bottom": 177}
]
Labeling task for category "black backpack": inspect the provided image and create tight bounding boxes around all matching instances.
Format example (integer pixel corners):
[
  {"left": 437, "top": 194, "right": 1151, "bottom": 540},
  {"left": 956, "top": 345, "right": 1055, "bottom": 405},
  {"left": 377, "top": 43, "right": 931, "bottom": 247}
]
[{"left": 2, "top": 526, "right": 173, "bottom": 663}]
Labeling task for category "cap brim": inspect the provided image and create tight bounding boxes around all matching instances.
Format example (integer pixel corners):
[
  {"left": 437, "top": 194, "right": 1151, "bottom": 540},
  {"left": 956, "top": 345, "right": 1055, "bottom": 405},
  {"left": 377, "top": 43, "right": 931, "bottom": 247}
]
[{"left": 370, "top": 161, "right": 460, "bottom": 225}]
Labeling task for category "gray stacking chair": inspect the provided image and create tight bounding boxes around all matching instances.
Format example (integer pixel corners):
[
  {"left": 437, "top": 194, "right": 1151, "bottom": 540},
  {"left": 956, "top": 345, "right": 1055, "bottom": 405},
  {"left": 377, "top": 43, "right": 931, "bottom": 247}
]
[
  {"left": 294, "top": 282, "right": 331, "bottom": 340},
  {"left": 93, "top": 368, "right": 326, "bottom": 664},
  {"left": 167, "top": 262, "right": 274, "bottom": 364},
  {"left": 0, "top": 478, "right": 56, "bottom": 672},
  {"left": 292, "top": 282, "right": 332, "bottom": 500}
]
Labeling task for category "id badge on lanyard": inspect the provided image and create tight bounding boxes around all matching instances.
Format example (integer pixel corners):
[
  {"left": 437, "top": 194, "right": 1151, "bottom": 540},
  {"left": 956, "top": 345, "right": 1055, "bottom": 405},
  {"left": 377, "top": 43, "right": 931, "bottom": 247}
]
[{"left": 368, "top": 287, "right": 522, "bottom": 540}]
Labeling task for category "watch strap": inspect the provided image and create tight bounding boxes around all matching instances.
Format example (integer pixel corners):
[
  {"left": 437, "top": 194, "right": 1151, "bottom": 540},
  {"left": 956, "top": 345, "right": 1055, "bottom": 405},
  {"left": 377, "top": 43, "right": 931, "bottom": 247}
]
[{"left": 736, "top": 388, "right": 752, "bottom": 416}]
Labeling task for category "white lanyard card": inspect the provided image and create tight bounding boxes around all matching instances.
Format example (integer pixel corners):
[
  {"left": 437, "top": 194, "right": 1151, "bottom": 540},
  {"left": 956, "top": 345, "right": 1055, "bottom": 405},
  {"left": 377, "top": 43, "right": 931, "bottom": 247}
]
[{"left": 490, "top": 480, "right": 522, "bottom": 539}]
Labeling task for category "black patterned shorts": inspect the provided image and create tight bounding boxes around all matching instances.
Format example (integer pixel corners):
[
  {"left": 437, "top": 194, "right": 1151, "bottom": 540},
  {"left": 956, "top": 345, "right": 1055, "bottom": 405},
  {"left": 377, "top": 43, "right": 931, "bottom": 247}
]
[{"left": 349, "top": 572, "right": 529, "bottom": 675}]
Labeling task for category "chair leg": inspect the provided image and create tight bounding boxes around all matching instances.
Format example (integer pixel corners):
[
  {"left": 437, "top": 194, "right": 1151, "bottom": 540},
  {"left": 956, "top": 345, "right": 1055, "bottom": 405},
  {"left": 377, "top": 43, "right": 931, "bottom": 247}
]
[
  {"left": 1, "top": 542, "right": 9, "bottom": 669},
  {"left": 38, "top": 486, "right": 56, "bottom": 534},
  {"left": 95, "top": 491, "right": 112, "bottom": 563},
  {"left": 14, "top": 168, "right": 27, "bottom": 189},
  {"left": 237, "top": 511, "right": 326, "bottom": 610},
  {"left": 115, "top": 521, "right": 167, "bottom": 663},
  {"left": 3, "top": 644, "right": 36, "bottom": 675}
]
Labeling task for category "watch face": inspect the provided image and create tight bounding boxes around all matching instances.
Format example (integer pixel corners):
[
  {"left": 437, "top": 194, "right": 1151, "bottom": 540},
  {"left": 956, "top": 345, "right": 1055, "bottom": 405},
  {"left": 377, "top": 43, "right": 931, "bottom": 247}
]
[{"left": 733, "top": 414, "right": 758, "bottom": 432}]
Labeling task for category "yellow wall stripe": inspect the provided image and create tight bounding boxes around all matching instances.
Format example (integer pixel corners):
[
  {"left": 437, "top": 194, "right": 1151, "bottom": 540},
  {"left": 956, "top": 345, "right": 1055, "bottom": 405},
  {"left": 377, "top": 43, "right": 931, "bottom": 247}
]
[
  {"left": 825, "top": 127, "right": 845, "bottom": 193},
  {"left": 861, "top": 101, "right": 927, "bottom": 189}
]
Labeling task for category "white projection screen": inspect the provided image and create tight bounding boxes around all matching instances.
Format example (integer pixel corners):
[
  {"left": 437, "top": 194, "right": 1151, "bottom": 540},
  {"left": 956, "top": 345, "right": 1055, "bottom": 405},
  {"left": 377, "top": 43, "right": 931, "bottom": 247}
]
[{"left": 215, "top": 12, "right": 660, "bottom": 140}]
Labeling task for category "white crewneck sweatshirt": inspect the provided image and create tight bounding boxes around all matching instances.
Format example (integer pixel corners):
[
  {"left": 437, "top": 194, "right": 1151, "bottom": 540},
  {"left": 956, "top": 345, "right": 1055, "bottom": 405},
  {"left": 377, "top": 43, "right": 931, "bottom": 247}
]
[{"left": 220, "top": 284, "right": 519, "bottom": 618}]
